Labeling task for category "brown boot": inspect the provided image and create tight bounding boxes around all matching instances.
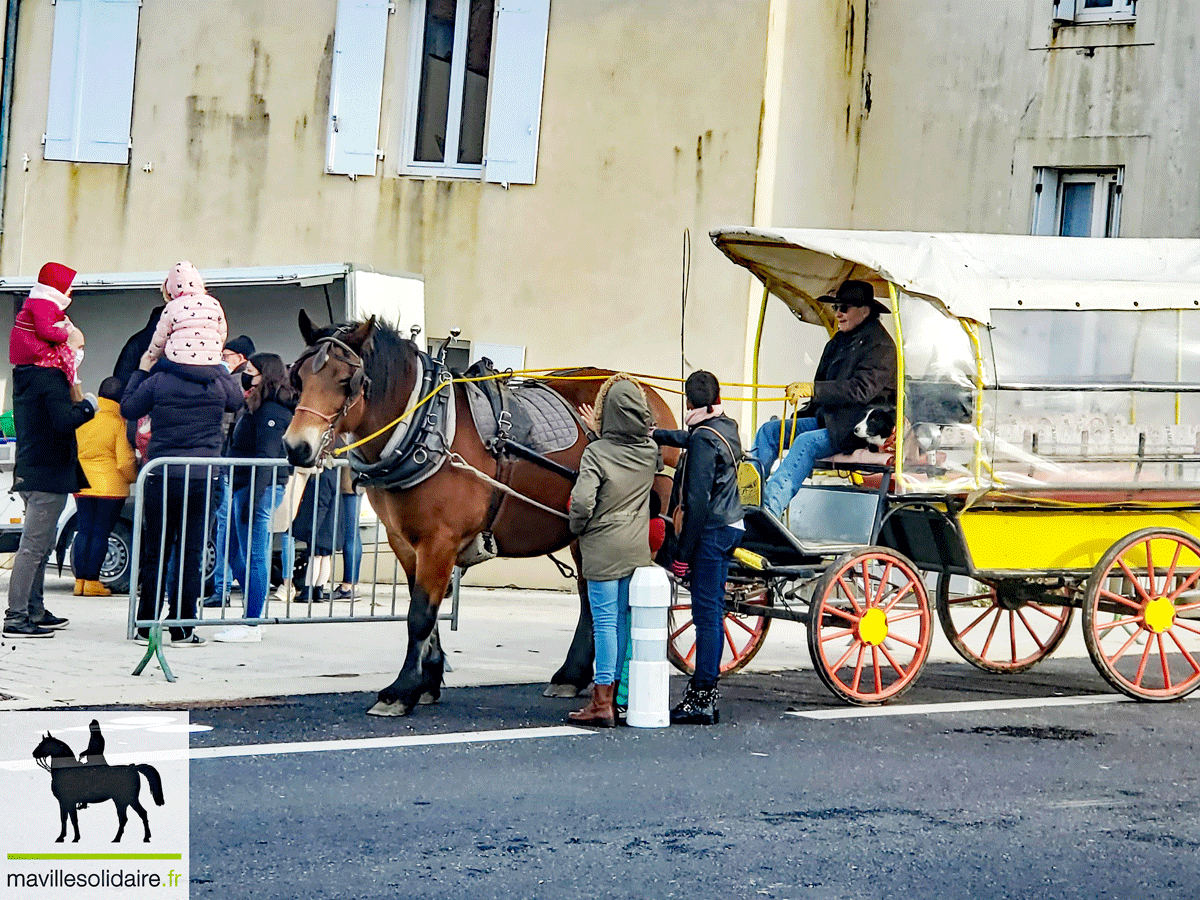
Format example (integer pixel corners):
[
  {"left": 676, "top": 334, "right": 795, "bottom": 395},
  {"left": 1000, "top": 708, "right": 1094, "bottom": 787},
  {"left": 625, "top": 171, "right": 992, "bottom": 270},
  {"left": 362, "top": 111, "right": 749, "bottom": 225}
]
[
  {"left": 74, "top": 579, "right": 84, "bottom": 596},
  {"left": 568, "top": 683, "right": 615, "bottom": 728},
  {"left": 82, "top": 580, "right": 112, "bottom": 597}
]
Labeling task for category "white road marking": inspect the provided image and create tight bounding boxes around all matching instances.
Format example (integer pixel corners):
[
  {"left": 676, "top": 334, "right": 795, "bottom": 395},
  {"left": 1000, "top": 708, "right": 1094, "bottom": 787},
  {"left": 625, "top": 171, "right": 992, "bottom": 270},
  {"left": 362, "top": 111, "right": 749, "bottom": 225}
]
[
  {"left": 787, "top": 694, "right": 1133, "bottom": 720},
  {"left": 0, "top": 726, "right": 594, "bottom": 770}
]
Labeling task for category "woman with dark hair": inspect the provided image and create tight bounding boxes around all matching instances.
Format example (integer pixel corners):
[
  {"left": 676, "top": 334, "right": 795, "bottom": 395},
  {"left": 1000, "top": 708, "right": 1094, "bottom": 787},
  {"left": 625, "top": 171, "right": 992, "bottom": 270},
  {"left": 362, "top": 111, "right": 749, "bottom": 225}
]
[
  {"left": 213, "top": 353, "right": 296, "bottom": 643},
  {"left": 73, "top": 376, "right": 137, "bottom": 596}
]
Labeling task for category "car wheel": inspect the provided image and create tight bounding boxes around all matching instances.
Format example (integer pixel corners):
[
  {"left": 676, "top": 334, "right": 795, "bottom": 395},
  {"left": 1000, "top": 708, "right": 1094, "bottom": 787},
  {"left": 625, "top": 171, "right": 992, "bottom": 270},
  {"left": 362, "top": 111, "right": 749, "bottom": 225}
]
[{"left": 99, "top": 520, "right": 133, "bottom": 595}]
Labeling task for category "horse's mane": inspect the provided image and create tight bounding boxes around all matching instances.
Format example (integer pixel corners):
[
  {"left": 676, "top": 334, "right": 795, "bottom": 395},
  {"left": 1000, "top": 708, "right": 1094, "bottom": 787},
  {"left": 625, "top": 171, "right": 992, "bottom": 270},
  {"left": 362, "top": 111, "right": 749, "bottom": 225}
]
[{"left": 315, "top": 319, "right": 418, "bottom": 401}]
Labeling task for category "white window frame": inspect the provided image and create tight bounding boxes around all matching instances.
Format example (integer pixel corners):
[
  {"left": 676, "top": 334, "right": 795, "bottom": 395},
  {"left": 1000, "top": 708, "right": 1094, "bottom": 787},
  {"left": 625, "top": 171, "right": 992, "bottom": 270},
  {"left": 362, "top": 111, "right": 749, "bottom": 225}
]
[
  {"left": 400, "top": 0, "right": 487, "bottom": 179},
  {"left": 1053, "top": 0, "right": 1137, "bottom": 25},
  {"left": 1032, "top": 167, "right": 1123, "bottom": 237}
]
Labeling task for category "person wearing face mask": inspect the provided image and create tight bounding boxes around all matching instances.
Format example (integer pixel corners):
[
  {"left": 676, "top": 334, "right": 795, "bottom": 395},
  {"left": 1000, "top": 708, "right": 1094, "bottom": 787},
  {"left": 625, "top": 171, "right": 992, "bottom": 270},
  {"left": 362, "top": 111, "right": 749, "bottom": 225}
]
[
  {"left": 748, "top": 280, "right": 897, "bottom": 518},
  {"left": 213, "top": 353, "right": 296, "bottom": 643},
  {"left": 203, "top": 334, "right": 257, "bottom": 609}
]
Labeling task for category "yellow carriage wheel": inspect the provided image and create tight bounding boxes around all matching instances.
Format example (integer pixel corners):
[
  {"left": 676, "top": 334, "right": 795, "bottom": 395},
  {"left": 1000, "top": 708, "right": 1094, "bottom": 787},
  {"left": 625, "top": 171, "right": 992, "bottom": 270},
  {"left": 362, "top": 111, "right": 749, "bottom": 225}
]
[
  {"left": 935, "top": 575, "right": 1074, "bottom": 674},
  {"left": 807, "top": 548, "right": 932, "bottom": 705},
  {"left": 1082, "top": 528, "right": 1200, "bottom": 701}
]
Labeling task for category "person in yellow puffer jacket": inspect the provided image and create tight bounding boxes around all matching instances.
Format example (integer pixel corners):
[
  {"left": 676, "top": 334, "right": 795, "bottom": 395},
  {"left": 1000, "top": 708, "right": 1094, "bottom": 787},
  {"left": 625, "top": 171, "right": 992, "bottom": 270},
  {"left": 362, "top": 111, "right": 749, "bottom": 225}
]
[{"left": 73, "top": 376, "right": 137, "bottom": 596}]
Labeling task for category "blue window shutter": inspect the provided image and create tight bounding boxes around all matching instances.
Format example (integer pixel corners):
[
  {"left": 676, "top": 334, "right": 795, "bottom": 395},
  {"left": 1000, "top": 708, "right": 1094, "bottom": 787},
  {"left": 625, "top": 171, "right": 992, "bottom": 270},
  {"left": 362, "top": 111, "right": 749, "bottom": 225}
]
[
  {"left": 326, "top": 0, "right": 391, "bottom": 177},
  {"left": 44, "top": 0, "right": 141, "bottom": 164},
  {"left": 483, "top": 1, "right": 550, "bottom": 186}
]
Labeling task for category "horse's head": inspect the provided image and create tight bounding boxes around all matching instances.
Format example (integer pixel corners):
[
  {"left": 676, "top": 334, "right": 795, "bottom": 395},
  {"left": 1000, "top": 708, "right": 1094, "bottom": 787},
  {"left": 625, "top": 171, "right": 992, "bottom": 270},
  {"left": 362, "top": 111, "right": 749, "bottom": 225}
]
[
  {"left": 33, "top": 732, "right": 73, "bottom": 771},
  {"left": 284, "top": 310, "right": 376, "bottom": 467}
]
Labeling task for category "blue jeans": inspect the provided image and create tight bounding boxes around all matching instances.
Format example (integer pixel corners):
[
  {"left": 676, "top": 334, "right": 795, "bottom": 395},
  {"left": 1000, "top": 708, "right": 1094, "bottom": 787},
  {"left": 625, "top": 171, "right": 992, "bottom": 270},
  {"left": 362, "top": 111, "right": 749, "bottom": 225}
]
[
  {"left": 587, "top": 576, "right": 632, "bottom": 686},
  {"left": 753, "top": 417, "right": 834, "bottom": 517},
  {"left": 690, "top": 524, "right": 743, "bottom": 690},
  {"left": 210, "top": 471, "right": 243, "bottom": 598},
  {"left": 232, "top": 482, "right": 288, "bottom": 619},
  {"left": 338, "top": 492, "right": 362, "bottom": 584},
  {"left": 72, "top": 496, "right": 124, "bottom": 580}
]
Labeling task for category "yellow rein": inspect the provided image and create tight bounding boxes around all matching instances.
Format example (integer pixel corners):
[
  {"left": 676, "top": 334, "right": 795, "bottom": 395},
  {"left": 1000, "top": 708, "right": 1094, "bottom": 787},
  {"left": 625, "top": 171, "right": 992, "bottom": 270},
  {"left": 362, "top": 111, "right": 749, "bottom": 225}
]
[{"left": 330, "top": 368, "right": 795, "bottom": 456}]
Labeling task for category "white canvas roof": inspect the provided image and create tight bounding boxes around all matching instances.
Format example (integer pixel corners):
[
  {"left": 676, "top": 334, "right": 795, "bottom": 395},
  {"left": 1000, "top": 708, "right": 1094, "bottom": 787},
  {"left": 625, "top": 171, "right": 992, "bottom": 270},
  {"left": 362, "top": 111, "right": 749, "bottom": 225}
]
[
  {"left": 0, "top": 263, "right": 363, "bottom": 293},
  {"left": 711, "top": 227, "right": 1200, "bottom": 326}
]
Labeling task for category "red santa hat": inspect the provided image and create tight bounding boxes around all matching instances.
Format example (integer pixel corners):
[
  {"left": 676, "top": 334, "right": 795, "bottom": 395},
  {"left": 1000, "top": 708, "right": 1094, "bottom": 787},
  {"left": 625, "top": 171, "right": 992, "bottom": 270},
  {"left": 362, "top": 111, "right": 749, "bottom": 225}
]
[{"left": 37, "top": 262, "right": 77, "bottom": 295}]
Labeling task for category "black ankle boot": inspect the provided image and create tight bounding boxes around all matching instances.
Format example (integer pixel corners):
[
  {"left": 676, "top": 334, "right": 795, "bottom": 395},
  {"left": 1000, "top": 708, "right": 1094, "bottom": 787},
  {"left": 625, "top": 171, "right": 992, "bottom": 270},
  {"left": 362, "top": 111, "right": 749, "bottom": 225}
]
[{"left": 670, "top": 682, "right": 720, "bottom": 725}]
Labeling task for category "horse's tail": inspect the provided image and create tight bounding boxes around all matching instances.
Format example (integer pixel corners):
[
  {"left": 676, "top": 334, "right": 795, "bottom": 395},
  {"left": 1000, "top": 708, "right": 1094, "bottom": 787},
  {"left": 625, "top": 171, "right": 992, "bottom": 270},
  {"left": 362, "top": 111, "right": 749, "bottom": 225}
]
[{"left": 136, "top": 765, "right": 165, "bottom": 806}]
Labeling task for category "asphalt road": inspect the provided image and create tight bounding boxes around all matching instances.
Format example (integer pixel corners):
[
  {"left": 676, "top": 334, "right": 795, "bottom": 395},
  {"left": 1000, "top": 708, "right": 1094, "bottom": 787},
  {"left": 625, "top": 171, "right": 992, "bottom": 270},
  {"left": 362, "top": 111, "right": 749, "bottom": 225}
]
[{"left": 182, "top": 660, "right": 1200, "bottom": 900}]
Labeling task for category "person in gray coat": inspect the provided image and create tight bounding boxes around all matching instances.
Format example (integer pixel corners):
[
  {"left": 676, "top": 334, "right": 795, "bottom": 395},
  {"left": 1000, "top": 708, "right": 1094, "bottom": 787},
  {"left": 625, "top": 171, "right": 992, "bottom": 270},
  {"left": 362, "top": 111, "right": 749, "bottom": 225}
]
[{"left": 566, "top": 374, "right": 660, "bottom": 727}]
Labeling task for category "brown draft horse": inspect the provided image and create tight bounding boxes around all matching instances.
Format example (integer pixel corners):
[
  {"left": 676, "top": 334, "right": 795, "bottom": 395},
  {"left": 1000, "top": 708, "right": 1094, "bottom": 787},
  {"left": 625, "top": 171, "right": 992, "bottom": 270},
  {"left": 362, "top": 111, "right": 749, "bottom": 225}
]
[{"left": 282, "top": 312, "right": 679, "bottom": 716}]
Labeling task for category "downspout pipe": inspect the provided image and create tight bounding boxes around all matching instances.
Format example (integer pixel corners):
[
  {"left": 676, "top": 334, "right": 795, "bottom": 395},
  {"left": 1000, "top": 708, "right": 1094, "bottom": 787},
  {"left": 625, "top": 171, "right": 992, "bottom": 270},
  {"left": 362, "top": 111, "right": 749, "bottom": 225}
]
[{"left": 0, "top": 0, "right": 20, "bottom": 236}]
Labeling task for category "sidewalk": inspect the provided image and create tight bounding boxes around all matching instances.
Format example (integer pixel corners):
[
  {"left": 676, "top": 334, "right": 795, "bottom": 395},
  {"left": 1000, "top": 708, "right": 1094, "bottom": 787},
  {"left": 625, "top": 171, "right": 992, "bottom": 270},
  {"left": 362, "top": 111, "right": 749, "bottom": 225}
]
[{"left": 0, "top": 570, "right": 1091, "bottom": 710}]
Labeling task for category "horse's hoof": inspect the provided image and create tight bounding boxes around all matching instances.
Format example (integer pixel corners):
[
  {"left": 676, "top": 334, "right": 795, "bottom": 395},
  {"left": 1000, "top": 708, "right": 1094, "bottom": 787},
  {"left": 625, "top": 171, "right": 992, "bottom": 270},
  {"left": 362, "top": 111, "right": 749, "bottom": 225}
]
[
  {"left": 543, "top": 682, "right": 586, "bottom": 698},
  {"left": 367, "top": 699, "right": 410, "bottom": 717},
  {"left": 417, "top": 691, "right": 439, "bottom": 705}
]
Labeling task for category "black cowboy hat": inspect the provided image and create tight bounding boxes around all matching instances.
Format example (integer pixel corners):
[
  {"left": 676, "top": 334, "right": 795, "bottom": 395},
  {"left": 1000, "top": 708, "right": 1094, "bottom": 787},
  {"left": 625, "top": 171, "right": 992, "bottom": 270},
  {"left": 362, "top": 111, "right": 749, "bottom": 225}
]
[{"left": 834, "top": 280, "right": 891, "bottom": 317}]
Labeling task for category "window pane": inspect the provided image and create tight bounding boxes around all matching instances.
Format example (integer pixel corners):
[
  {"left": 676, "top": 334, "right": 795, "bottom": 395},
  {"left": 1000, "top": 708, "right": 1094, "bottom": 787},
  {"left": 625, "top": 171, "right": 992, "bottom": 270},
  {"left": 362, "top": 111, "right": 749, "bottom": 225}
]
[
  {"left": 457, "top": 0, "right": 494, "bottom": 164},
  {"left": 1083, "top": 0, "right": 1114, "bottom": 8},
  {"left": 1059, "top": 181, "right": 1095, "bottom": 237},
  {"left": 414, "top": 0, "right": 457, "bottom": 164}
]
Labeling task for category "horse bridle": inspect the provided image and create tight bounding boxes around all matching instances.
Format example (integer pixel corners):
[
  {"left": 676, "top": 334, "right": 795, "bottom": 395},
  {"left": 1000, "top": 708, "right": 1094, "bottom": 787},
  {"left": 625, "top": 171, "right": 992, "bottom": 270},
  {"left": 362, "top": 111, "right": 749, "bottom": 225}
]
[{"left": 291, "top": 331, "right": 372, "bottom": 459}]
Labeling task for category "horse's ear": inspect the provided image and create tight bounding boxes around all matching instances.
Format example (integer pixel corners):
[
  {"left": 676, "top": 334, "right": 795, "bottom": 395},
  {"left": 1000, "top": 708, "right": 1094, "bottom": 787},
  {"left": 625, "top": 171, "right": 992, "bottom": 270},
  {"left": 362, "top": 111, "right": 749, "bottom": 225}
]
[
  {"left": 299, "top": 309, "right": 318, "bottom": 347},
  {"left": 345, "top": 316, "right": 376, "bottom": 353}
]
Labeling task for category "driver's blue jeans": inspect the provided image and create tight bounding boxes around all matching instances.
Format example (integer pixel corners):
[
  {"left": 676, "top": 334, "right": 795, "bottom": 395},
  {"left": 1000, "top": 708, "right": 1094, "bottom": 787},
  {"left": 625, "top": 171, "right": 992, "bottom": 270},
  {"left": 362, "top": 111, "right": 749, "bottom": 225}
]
[{"left": 752, "top": 417, "right": 833, "bottom": 517}]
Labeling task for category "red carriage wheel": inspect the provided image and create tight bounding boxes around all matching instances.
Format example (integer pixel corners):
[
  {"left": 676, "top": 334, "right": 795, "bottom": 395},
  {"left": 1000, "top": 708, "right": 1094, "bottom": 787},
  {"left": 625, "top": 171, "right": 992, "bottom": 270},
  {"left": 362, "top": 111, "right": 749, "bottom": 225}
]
[
  {"left": 667, "top": 583, "right": 772, "bottom": 676},
  {"left": 936, "top": 575, "right": 1074, "bottom": 674},
  {"left": 1082, "top": 528, "right": 1200, "bottom": 701},
  {"left": 807, "top": 549, "right": 932, "bottom": 705}
]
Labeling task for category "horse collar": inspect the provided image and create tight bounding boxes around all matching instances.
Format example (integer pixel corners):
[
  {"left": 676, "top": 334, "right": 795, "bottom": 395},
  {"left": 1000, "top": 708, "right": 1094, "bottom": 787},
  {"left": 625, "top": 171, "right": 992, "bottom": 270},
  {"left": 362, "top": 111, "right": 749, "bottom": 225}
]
[{"left": 348, "top": 350, "right": 456, "bottom": 490}]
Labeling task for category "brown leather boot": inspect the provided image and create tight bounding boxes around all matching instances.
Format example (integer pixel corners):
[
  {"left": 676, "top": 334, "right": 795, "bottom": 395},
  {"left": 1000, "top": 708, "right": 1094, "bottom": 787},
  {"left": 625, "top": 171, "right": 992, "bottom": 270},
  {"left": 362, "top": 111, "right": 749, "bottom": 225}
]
[
  {"left": 568, "top": 683, "right": 615, "bottom": 728},
  {"left": 82, "top": 580, "right": 112, "bottom": 597},
  {"left": 74, "top": 579, "right": 84, "bottom": 596}
]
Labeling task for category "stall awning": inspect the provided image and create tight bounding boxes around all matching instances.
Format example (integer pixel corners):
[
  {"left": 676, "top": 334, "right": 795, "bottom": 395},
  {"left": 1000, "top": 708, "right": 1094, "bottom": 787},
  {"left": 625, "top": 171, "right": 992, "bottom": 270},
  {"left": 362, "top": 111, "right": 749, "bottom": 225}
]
[
  {"left": 0, "top": 263, "right": 353, "bottom": 293},
  {"left": 711, "top": 228, "right": 1200, "bottom": 325}
]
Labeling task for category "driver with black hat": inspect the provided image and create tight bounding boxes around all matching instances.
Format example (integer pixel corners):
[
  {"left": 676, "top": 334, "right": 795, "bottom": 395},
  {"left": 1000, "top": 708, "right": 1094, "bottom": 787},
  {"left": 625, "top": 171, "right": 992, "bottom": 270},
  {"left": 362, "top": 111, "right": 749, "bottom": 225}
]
[{"left": 749, "top": 279, "right": 896, "bottom": 518}]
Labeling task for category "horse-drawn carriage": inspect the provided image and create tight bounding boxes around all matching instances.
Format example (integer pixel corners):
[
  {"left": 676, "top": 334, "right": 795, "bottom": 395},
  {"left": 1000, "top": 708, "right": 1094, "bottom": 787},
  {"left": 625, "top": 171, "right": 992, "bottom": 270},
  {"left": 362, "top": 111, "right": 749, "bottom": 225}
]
[{"left": 666, "top": 228, "right": 1200, "bottom": 705}]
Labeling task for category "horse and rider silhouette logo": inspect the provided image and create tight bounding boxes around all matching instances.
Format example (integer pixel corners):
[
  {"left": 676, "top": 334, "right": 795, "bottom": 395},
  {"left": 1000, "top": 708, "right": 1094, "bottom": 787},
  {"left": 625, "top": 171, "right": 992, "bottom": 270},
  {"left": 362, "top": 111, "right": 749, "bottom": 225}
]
[{"left": 32, "top": 719, "right": 165, "bottom": 843}]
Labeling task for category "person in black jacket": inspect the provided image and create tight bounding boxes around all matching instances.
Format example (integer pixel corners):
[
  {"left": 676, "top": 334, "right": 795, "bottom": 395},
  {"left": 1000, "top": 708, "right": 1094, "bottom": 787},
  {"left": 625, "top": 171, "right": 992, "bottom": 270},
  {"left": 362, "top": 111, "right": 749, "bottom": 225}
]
[
  {"left": 213, "top": 353, "right": 296, "bottom": 643},
  {"left": 653, "top": 371, "right": 744, "bottom": 724},
  {"left": 121, "top": 352, "right": 243, "bottom": 644},
  {"left": 112, "top": 305, "right": 164, "bottom": 385},
  {"left": 750, "top": 280, "right": 897, "bottom": 517},
  {"left": 4, "top": 363, "right": 97, "bottom": 638}
]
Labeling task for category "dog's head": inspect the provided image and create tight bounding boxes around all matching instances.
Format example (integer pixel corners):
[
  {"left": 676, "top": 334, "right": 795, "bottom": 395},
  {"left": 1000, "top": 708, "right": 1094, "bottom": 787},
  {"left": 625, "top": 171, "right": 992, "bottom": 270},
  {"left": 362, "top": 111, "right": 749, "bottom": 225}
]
[{"left": 854, "top": 408, "right": 895, "bottom": 449}]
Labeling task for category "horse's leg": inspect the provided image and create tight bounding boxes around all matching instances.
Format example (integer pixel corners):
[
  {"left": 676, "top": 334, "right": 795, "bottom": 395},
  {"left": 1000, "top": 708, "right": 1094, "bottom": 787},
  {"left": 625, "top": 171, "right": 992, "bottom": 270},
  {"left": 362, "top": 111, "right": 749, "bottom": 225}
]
[
  {"left": 418, "top": 620, "right": 444, "bottom": 705},
  {"left": 545, "top": 541, "right": 595, "bottom": 698},
  {"left": 368, "top": 538, "right": 455, "bottom": 717},
  {"left": 131, "top": 799, "right": 151, "bottom": 842},
  {"left": 56, "top": 802, "right": 69, "bottom": 843},
  {"left": 69, "top": 805, "right": 80, "bottom": 843},
  {"left": 113, "top": 801, "right": 127, "bottom": 843}
]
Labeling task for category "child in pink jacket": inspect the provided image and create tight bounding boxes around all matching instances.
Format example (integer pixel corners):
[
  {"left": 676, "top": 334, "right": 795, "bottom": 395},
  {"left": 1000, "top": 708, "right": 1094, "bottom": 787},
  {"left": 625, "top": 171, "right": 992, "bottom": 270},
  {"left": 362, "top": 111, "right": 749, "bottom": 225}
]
[
  {"left": 143, "top": 262, "right": 227, "bottom": 368},
  {"left": 9, "top": 262, "right": 85, "bottom": 387}
]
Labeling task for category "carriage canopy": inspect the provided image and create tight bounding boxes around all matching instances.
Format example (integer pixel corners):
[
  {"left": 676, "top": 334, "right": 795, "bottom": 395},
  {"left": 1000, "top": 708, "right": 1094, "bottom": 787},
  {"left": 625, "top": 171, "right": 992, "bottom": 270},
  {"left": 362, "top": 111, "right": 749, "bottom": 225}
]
[{"left": 711, "top": 227, "right": 1200, "bottom": 500}]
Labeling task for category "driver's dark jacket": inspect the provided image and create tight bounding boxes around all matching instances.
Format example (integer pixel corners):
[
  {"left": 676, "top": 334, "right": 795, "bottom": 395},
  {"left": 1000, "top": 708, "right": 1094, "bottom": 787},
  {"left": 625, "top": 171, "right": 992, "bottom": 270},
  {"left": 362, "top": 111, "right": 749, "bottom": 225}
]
[
  {"left": 653, "top": 413, "right": 744, "bottom": 564},
  {"left": 801, "top": 316, "right": 897, "bottom": 452}
]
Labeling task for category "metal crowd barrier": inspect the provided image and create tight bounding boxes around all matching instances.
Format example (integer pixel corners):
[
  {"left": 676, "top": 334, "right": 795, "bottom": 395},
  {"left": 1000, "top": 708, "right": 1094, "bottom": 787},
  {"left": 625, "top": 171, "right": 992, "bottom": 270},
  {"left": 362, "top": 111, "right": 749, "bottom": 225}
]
[{"left": 127, "top": 456, "right": 460, "bottom": 645}]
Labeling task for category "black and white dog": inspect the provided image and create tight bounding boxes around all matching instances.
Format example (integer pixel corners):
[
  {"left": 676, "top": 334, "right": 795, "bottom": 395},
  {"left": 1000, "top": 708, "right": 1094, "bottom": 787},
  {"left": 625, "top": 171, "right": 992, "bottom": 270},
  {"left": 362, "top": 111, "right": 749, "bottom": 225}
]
[
  {"left": 854, "top": 407, "right": 944, "bottom": 454},
  {"left": 853, "top": 408, "right": 895, "bottom": 450}
]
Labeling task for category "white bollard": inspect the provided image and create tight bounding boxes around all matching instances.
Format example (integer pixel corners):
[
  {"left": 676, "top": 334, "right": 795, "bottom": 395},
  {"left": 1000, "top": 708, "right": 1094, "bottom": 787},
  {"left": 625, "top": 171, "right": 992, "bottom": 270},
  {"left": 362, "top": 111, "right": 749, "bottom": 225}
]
[{"left": 627, "top": 565, "right": 671, "bottom": 728}]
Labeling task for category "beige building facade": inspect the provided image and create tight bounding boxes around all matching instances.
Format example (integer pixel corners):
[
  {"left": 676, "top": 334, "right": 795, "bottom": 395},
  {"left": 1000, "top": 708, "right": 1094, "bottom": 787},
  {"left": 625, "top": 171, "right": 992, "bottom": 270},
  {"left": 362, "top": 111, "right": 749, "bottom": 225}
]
[{"left": 1, "top": 1, "right": 1197, "bottom": 587}]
